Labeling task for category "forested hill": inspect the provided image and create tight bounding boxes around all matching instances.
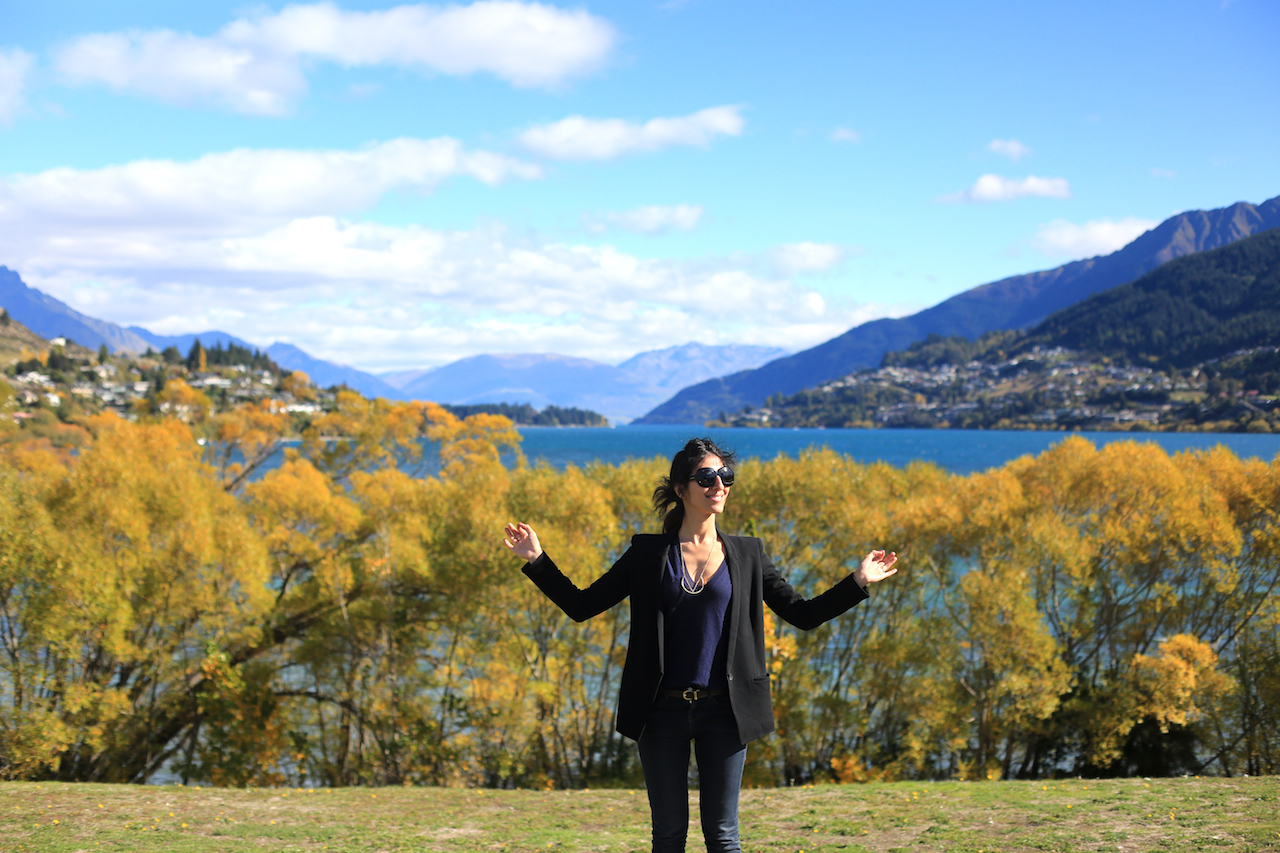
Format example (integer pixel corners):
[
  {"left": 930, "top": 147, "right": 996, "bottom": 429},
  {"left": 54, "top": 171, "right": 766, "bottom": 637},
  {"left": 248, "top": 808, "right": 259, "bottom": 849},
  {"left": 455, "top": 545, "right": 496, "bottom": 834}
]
[
  {"left": 886, "top": 225, "right": 1280, "bottom": 370},
  {"left": 636, "top": 194, "right": 1280, "bottom": 424},
  {"left": 727, "top": 226, "right": 1280, "bottom": 433},
  {"left": 1015, "top": 226, "right": 1280, "bottom": 367}
]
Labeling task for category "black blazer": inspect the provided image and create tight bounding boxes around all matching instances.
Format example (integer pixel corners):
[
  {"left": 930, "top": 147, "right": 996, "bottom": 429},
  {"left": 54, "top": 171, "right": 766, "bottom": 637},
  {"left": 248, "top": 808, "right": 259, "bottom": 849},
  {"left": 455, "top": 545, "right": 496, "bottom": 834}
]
[{"left": 522, "top": 532, "right": 870, "bottom": 744}]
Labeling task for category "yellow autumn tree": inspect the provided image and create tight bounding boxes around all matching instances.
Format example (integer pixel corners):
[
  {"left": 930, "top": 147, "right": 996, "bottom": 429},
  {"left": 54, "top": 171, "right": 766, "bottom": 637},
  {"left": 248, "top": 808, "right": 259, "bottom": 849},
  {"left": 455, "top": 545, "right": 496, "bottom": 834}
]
[
  {"left": 979, "top": 438, "right": 1246, "bottom": 774},
  {"left": 4, "top": 399, "right": 1276, "bottom": 786},
  {"left": 280, "top": 370, "right": 315, "bottom": 401},
  {"left": 462, "top": 460, "right": 628, "bottom": 788},
  {"left": 723, "top": 449, "right": 942, "bottom": 784},
  {"left": 243, "top": 399, "right": 524, "bottom": 786},
  {"left": 0, "top": 466, "right": 68, "bottom": 779},
  {"left": 206, "top": 399, "right": 291, "bottom": 490},
  {"left": 150, "top": 378, "right": 213, "bottom": 423},
  {"left": 0, "top": 413, "right": 271, "bottom": 782}
]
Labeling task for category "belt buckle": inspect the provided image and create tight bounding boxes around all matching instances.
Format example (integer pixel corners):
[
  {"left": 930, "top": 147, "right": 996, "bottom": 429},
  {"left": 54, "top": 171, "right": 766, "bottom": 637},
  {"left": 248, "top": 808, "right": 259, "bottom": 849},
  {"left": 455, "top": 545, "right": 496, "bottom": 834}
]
[{"left": 681, "top": 687, "right": 699, "bottom": 701}]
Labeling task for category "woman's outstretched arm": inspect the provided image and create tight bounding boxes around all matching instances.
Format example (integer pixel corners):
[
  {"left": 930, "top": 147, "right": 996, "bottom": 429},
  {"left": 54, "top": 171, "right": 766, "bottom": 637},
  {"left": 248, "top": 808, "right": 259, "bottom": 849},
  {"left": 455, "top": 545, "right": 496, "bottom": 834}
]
[
  {"left": 503, "top": 521, "right": 631, "bottom": 622},
  {"left": 764, "top": 546, "right": 899, "bottom": 630}
]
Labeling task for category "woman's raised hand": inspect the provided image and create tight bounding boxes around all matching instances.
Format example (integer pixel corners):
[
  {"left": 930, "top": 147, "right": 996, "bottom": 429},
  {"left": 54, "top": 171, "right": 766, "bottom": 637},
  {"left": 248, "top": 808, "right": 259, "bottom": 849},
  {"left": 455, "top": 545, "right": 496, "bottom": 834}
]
[
  {"left": 503, "top": 522, "right": 543, "bottom": 563},
  {"left": 854, "top": 549, "right": 898, "bottom": 588}
]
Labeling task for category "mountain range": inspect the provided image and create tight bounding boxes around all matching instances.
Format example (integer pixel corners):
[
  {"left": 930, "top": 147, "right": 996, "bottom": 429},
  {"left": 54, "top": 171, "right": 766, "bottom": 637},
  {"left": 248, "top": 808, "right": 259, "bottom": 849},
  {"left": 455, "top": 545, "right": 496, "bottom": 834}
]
[
  {"left": 115, "top": 327, "right": 412, "bottom": 398},
  {"left": 0, "top": 267, "right": 786, "bottom": 422},
  {"left": 748, "top": 226, "right": 1280, "bottom": 433},
  {"left": 380, "top": 344, "right": 789, "bottom": 422},
  {"left": 1015, "top": 225, "right": 1280, "bottom": 368},
  {"left": 0, "top": 268, "right": 154, "bottom": 354},
  {"left": 0, "top": 291, "right": 405, "bottom": 401},
  {"left": 4, "top": 193, "right": 1277, "bottom": 425},
  {"left": 635, "top": 194, "right": 1280, "bottom": 423}
]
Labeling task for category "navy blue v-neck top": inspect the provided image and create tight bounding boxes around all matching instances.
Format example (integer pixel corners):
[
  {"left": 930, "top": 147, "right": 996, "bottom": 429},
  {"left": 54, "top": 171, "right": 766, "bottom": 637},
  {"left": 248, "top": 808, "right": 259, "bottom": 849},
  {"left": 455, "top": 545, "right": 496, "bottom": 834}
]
[{"left": 658, "top": 540, "right": 732, "bottom": 691}]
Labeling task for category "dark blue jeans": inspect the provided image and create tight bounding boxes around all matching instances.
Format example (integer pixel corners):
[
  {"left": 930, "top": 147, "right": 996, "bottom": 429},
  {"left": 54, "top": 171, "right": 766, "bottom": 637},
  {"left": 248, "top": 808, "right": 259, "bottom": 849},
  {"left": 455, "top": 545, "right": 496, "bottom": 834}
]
[{"left": 637, "top": 695, "right": 748, "bottom": 853}]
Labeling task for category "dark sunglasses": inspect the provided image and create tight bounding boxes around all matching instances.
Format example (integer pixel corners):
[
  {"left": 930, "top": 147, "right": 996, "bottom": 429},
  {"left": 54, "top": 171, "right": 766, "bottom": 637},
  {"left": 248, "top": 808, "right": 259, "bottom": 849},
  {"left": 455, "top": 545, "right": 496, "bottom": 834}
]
[{"left": 690, "top": 466, "right": 735, "bottom": 488}]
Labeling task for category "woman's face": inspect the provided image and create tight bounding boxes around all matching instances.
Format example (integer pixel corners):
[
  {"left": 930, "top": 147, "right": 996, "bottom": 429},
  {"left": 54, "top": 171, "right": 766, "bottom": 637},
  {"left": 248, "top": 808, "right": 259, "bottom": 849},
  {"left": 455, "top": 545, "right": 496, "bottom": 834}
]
[{"left": 677, "top": 454, "right": 730, "bottom": 517}]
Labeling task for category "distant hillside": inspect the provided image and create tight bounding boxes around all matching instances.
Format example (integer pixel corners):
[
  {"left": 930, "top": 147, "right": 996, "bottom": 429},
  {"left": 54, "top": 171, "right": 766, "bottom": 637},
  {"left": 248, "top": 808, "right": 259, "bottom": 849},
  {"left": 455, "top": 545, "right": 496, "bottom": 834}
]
[
  {"left": 128, "top": 327, "right": 261, "bottom": 356},
  {"left": 637, "top": 194, "right": 1280, "bottom": 423},
  {"left": 0, "top": 267, "right": 152, "bottom": 353},
  {"left": 379, "top": 368, "right": 432, "bottom": 390},
  {"left": 0, "top": 311, "right": 54, "bottom": 363},
  {"left": 734, "top": 227, "right": 1280, "bottom": 433},
  {"left": 0, "top": 266, "right": 792, "bottom": 419},
  {"left": 1015, "top": 227, "right": 1280, "bottom": 367},
  {"left": 398, "top": 353, "right": 652, "bottom": 424},
  {"left": 617, "top": 343, "right": 790, "bottom": 393},
  {"left": 892, "top": 226, "right": 1280, "bottom": 373},
  {"left": 0, "top": 266, "right": 403, "bottom": 400},
  {"left": 389, "top": 343, "right": 790, "bottom": 423},
  {"left": 266, "top": 343, "right": 401, "bottom": 400},
  {"left": 0, "top": 268, "right": 274, "bottom": 360}
]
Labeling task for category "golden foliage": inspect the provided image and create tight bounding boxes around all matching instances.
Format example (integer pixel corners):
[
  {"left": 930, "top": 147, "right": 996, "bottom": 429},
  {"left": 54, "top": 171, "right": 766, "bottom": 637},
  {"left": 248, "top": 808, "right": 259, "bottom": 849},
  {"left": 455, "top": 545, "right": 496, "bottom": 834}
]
[
  {"left": 208, "top": 400, "right": 291, "bottom": 489},
  {"left": 151, "top": 378, "right": 213, "bottom": 423},
  {"left": 1133, "top": 634, "right": 1233, "bottom": 732},
  {"left": 0, "top": 406, "right": 1275, "bottom": 785},
  {"left": 280, "top": 371, "right": 315, "bottom": 401}
]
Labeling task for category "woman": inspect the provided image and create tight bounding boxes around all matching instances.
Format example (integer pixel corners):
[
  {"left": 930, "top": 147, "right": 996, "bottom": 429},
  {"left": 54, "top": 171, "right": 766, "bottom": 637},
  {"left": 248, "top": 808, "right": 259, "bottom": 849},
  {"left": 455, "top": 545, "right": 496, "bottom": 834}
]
[{"left": 503, "top": 437, "right": 898, "bottom": 852}]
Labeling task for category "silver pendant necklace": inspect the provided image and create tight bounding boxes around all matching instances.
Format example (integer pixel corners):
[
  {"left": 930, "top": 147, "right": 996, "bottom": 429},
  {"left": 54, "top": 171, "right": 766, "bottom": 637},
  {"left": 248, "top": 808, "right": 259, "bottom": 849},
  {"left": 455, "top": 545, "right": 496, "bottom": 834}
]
[{"left": 678, "top": 540, "right": 715, "bottom": 595}]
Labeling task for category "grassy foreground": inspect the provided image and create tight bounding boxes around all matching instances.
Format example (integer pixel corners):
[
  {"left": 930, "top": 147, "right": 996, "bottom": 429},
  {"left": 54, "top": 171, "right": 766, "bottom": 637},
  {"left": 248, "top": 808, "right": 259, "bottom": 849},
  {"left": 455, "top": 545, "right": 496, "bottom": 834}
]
[{"left": 1, "top": 777, "right": 1277, "bottom": 852}]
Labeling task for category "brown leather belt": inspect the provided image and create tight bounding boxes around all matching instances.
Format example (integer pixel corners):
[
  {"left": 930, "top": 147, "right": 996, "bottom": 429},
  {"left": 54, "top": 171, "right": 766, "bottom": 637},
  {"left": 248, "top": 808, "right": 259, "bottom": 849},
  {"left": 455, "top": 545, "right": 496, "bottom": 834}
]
[{"left": 663, "top": 688, "right": 727, "bottom": 701}]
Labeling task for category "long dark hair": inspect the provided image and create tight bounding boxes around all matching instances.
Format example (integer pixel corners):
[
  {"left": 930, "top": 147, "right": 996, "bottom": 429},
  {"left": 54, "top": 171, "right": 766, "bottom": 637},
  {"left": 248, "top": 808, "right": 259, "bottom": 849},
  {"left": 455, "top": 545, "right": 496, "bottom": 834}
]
[{"left": 652, "top": 437, "right": 738, "bottom": 536}]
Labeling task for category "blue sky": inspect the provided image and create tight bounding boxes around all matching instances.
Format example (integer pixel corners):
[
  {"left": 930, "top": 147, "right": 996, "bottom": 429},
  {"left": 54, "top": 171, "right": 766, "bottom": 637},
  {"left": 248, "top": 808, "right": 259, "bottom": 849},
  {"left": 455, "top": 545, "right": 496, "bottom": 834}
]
[{"left": 1, "top": 0, "right": 1277, "bottom": 372}]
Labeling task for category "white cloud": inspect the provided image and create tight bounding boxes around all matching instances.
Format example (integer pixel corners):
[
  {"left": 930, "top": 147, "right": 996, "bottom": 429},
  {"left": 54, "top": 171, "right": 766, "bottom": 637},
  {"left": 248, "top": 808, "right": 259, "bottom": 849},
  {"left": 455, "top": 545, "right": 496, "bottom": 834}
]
[
  {"left": 592, "top": 204, "right": 703, "bottom": 234},
  {"left": 238, "top": 1, "right": 615, "bottom": 87},
  {"left": 939, "top": 174, "right": 1070, "bottom": 203},
  {"left": 55, "top": 1, "right": 615, "bottom": 114},
  {"left": 1, "top": 138, "right": 540, "bottom": 229},
  {"left": 0, "top": 48, "right": 34, "bottom": 125},
  {"left": 12, "top": 219, "right": 877, "bottom": 370},
  {"left": 831, "top": 127, "right": 861, "bottom": 144},
  {"left": 1150, "top": 168, "right": 1176, "bottom": 178},
  {"left": 988, "top": 138, "right": 1031, "bottom": 161},
  {"left": 519, "top": 105, "right": 744, "bottom": 161},
  {"left": 771, "top": 242, "right": 844, "bottom": 275},
  {"left": 56, "top": 30, "right": 305, "bottom": 115},
  {"left": 0, "top": 146, "right": 896, "bottom": 372},
  {"left": 1031, "top": 217, "right": 1158, "bottom": 259}
]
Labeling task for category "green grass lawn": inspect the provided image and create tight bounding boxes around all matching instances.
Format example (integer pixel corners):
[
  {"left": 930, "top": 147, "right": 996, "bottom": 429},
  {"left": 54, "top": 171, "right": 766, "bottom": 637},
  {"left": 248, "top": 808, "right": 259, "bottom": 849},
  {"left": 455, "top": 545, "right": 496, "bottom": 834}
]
[{"left": 1, "top": 776, "right": 1277, "bottom": 852}]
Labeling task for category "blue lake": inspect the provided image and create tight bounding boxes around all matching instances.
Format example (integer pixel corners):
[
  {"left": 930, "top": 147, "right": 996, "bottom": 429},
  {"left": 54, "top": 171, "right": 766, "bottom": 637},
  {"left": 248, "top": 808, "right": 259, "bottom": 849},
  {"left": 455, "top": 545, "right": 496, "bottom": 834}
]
[{"left": 515, "top": 425, "right": 1280, "bottom": 475}]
